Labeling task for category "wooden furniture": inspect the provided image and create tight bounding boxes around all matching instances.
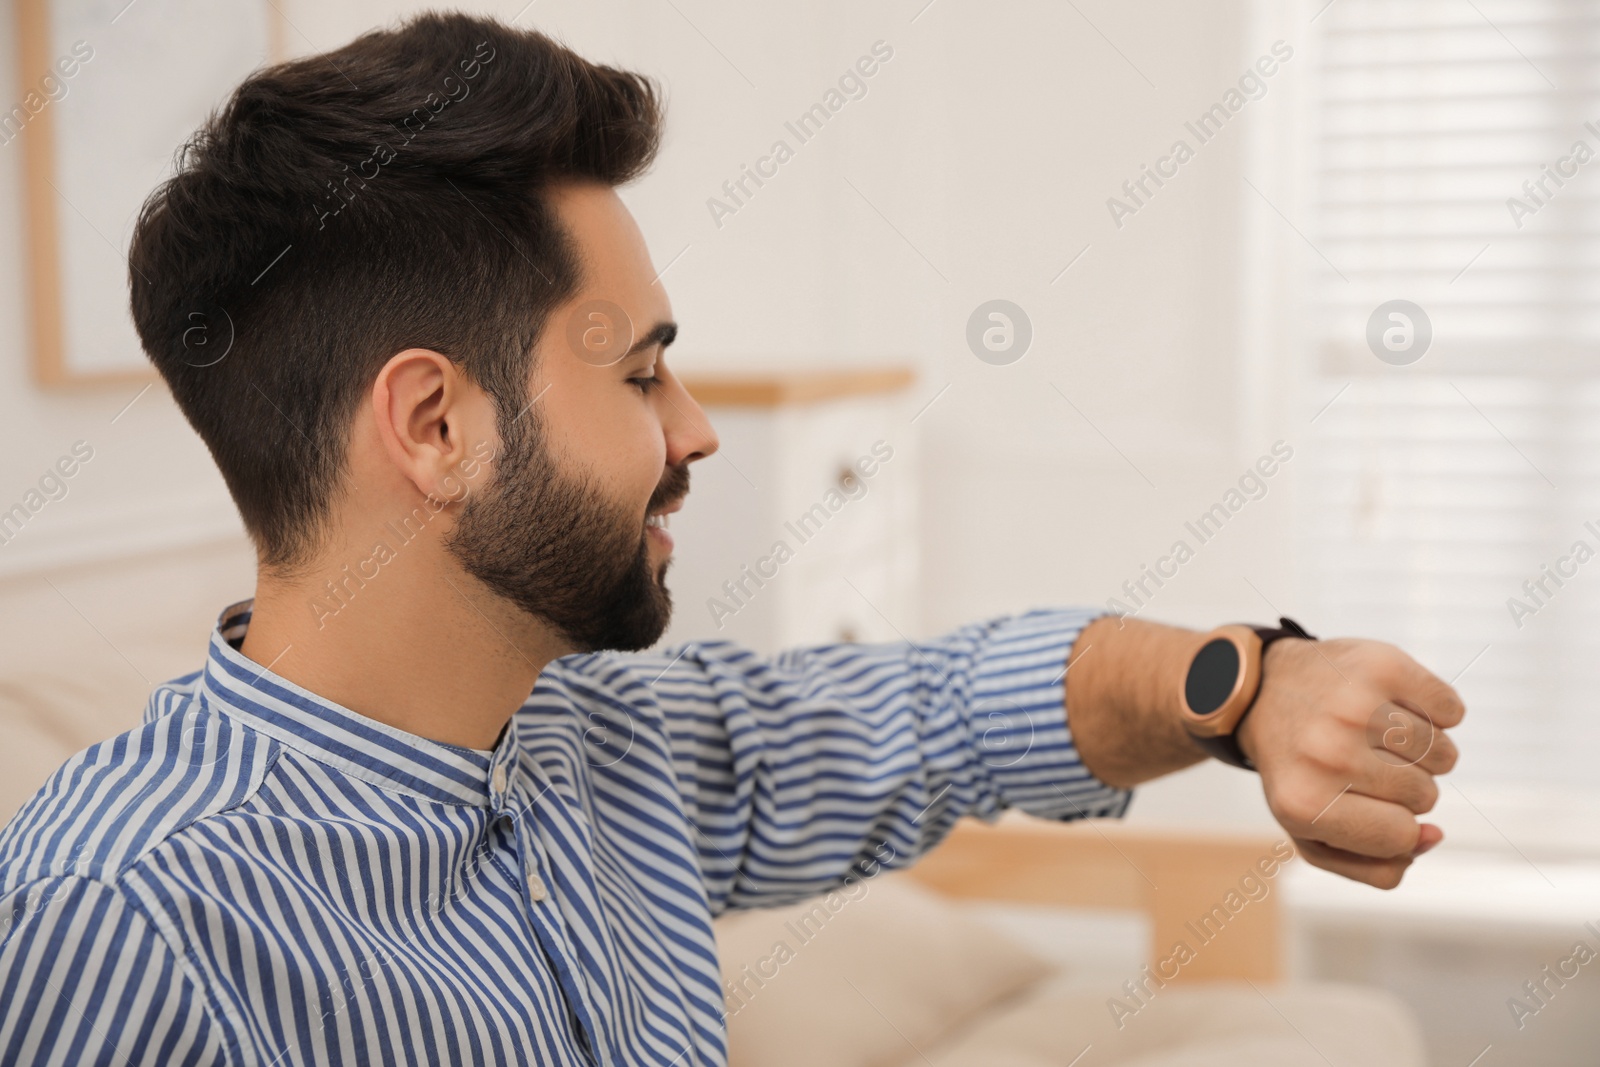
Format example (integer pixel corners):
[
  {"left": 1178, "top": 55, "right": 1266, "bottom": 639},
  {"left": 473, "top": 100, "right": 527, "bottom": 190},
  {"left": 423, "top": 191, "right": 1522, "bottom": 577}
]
[
  {"left": 909, "top": 814, "right": 1288, "bottom": 983},
  {"left": 659, "top": 364, "right": 920, "bottom": 654},
  {"left": 678, "top": 367, "right": 915, "bottom": 407}
]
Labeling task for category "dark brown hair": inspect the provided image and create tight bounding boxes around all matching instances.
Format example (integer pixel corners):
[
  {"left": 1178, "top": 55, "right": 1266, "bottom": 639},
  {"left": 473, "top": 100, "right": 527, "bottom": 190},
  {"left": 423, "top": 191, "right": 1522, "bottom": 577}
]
[{"left": 128, "top": 11, "right": 662, "bottom": 571}]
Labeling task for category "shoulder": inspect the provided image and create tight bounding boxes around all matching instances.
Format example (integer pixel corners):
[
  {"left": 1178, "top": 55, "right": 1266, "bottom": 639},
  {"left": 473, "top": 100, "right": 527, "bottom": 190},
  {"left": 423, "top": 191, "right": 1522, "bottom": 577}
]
[
  {"left": 521, "top": 646, "right": 760, "bottom": 769},
  {"left": 0, "top": 870, "right": 242, "bottom": 1064},
  {"left": 530, "top": 643, "right": 777, "bottom": 721},
  {"left": 537, "top": 642, "right": 775, "bottom": 696},
  {"left": 0, "top": 692, "right": 278, "bottom": 895}
]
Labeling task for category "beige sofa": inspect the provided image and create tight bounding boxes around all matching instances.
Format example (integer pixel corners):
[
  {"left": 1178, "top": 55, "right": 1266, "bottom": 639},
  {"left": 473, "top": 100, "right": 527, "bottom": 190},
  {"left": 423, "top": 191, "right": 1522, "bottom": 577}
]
[
  {"left": 716, "top": 821, "right": 1429, "bottom": 1066},
  {"left": 0, "top": 660, "right": 160, "bottom": 821}
]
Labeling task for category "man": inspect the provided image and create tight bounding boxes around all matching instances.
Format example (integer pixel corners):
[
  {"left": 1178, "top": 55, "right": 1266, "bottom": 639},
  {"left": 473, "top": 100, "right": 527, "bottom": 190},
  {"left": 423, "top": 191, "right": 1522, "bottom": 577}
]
[{"left": 0, "top": 12, "right": 1461, "bottom": 1065}]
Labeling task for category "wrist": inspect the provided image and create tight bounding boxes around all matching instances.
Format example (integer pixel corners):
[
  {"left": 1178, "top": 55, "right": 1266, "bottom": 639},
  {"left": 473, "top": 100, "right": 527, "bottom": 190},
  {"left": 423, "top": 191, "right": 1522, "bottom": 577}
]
[
  {"left": 1234, "top": 699, "right": 1262, "bottom": 765},
  {"left": 1236, "top": 635, "right": 1310, "bottom": 765},
  {"left": 1177, "top": 619, "right": 1317, "bottom": 771}
]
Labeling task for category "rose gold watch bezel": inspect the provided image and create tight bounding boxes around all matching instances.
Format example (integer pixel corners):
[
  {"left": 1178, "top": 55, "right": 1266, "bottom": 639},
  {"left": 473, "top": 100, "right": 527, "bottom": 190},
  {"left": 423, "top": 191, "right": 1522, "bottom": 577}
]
[{"left": 1178, "top": 624, "right": 1264, "bottom": 739}]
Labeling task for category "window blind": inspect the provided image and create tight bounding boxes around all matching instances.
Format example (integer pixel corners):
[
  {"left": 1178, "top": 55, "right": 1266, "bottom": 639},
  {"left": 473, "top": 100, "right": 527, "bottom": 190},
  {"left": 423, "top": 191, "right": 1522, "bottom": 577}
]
[{"left": 1305, "top": 0, "right": 1600, "bottom": 794}]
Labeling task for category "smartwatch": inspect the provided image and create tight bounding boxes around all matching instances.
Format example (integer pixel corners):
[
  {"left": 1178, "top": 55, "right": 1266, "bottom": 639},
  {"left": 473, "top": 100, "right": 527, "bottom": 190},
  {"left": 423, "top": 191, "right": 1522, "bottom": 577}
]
[{"left": 1177, "top": 616, "right": 1316, "bottom": 771}]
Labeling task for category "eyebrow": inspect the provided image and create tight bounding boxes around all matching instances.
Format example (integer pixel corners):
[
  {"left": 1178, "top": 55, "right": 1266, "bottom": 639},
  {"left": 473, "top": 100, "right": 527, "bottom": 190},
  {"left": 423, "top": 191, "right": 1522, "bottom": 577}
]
[{"left": 626, "top": 321, "right": 677, "bottom": 360}]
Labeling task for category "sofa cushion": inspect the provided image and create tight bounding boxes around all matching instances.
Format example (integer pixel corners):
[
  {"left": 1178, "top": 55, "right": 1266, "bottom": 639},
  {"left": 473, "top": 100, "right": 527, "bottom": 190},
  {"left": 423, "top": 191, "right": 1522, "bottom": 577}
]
[
  {"left": 715, "top": 873, "right": 1055, "bottom": 1067},
  {"left": 918, "top": 976, "right": 1428, "bottom": 1067},
  {"left": 0, "top": 666, "right": 147, "bottom": 824}
]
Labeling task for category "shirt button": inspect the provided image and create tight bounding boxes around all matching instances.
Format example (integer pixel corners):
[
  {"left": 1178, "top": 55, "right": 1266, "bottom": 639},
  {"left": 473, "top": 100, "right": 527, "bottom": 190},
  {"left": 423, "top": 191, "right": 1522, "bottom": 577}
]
[
  {"left": 491, "top": 763, "right": 508, "bottom": 795},
  {"left": 525, "top": 864, "right": 547, "bottom": 903}
]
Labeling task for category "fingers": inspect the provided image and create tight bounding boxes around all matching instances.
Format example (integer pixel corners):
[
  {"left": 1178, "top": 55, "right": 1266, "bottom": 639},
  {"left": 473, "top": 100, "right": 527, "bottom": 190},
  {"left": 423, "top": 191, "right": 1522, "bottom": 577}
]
[
  {"left": 1272, "top": 784, "right": 1421, "bottom": 859},
  {"left": 1376, "top": 647, "right": 1465, "bottom": 729},
  {"left": 1414, "top": 823, "right": 1444, "bottom": 855},
  {"left": 1354, "top": 756, "right": 1440, "bottom": 816},
  {"left": 1255, "top": 637, "right": 1465, "bottom": 888},
  {"left": 1367, "top": 701, "right": 1458, "bottom": 775},
  {"left": 1291, "top": 835, "right": 1416, "bottom": 890}
]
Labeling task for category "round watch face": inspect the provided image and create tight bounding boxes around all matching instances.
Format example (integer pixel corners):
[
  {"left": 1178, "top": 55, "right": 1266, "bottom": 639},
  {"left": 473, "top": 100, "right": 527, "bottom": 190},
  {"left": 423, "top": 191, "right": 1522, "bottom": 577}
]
[{"left": 1185, "top": 637, "right": 1241, "bottom": 716}]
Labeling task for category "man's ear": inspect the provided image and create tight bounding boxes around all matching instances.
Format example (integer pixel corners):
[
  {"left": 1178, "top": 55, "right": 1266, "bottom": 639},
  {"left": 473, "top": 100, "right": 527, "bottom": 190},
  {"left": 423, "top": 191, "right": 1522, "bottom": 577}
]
[{"left": 370, "top": 349, "right": 498, "bottom": 504}]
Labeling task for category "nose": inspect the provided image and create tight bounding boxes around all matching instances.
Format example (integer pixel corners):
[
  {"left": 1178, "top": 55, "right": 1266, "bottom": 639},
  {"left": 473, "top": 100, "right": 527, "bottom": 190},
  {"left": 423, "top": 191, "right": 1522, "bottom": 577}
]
[{"left": 660, "top": 368, "right": 719, "bottom": 467}]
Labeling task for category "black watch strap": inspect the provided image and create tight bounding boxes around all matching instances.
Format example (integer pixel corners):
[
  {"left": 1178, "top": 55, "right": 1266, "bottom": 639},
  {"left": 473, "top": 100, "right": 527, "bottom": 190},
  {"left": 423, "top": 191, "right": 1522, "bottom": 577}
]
[{"left": 1191, "top": 616, "right": 1316, "bottom": 771}]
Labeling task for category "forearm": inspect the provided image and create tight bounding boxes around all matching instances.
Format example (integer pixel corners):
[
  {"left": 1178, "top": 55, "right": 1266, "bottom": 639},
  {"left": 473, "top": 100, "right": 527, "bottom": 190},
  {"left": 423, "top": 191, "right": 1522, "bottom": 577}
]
[
  {"left": 641, "top": 610, "right": 1130, "bottom": 912},
  {"left": 1065, "top": 614, "right": 1212, "bottom": 788}
]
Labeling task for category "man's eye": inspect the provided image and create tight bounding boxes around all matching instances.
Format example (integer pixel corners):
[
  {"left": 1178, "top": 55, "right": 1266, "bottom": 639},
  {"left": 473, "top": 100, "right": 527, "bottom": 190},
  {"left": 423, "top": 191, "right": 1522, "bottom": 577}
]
[{"left": 628, "top": 375, "right": 659, "bottom": 394}]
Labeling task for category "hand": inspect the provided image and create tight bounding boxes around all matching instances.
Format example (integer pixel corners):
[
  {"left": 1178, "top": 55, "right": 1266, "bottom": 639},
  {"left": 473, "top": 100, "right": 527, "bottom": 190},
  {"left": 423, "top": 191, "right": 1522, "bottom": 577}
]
[{"left": 1235, "top": 637, "right": 1464, "bottom": 889}]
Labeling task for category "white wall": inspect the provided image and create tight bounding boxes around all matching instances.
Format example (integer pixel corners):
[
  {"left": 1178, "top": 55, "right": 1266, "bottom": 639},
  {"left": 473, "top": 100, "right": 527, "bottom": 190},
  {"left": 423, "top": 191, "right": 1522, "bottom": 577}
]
[{"left": 0, "top": 23, "right": 245, "bottom": 582}]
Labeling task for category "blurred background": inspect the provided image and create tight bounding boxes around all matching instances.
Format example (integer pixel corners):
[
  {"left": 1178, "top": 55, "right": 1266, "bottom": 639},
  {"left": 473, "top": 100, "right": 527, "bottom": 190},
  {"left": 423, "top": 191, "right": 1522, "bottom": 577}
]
[{"left": 3, "top": 0, "right": 1598, "bottom": 1062}]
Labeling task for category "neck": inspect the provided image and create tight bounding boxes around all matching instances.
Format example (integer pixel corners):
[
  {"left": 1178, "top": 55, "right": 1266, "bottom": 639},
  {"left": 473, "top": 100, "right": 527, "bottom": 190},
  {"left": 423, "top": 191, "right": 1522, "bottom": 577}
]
[{"left": 238, "top": 541, "right": 570, "bottom": 751}]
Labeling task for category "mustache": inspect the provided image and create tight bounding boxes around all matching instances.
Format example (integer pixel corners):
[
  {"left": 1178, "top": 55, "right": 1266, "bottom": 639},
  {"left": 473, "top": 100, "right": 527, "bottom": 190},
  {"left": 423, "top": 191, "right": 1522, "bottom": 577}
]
[{"left": 646, "top": 463, "right": 690, "bottom": 515}]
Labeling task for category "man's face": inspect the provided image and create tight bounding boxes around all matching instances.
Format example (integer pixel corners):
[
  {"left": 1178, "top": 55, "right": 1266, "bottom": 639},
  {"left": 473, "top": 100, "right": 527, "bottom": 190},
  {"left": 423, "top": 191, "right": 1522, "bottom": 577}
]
[{"left": 446, "top": 182, "right": 718, "bottom": 652}]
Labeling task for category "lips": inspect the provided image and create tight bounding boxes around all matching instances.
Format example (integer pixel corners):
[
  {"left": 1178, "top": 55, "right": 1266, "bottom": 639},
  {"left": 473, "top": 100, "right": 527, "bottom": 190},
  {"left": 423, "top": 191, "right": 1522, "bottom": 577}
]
[
  {"left": 644, "top": 466, "right": 690, "bottom": 552},
  {"left": 645, "top": 503, "right": 677, "bottom": 554},
  {"left": 645, "top": 498, "right": 683, "bottom": 527}
]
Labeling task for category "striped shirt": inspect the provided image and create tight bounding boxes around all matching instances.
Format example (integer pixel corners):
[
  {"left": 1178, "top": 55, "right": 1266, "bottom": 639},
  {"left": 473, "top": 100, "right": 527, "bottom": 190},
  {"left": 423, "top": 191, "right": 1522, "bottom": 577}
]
[{"left": 0, "top": 599, "right": 1129, "bottom": 1066}]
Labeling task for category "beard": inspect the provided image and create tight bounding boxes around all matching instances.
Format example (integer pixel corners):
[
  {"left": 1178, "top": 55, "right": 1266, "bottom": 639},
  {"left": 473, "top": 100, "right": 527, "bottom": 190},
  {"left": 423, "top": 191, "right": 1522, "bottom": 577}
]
[{"left": 445, "top": 412, "right": 687, "bottom": 653}]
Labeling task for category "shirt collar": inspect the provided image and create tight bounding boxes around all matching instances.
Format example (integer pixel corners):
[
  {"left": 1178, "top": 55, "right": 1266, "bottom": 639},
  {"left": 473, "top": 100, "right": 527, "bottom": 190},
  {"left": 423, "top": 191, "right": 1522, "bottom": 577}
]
[{"left": 197, "top": 598, "right": 518, "bottom": 807}]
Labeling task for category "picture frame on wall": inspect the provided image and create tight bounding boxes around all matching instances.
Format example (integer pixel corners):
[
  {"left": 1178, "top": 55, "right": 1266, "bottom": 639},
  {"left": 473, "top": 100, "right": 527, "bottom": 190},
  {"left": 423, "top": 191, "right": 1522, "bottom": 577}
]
[{"left": 11, "top": 0, "right": 282, "bottom": 385}]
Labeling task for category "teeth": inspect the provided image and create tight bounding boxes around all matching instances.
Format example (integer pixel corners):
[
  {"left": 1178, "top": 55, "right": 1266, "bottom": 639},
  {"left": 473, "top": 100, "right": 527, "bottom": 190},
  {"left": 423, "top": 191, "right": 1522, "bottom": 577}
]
[{"left": 646, "top": 513, "right": 668, "bottom": 529}]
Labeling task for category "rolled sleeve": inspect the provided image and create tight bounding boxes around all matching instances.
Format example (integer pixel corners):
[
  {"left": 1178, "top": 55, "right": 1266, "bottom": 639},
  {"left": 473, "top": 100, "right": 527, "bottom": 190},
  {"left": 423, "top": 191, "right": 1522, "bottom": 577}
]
[{"left": 965, "top": 607, "right": 1134, "bottom": 822}]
